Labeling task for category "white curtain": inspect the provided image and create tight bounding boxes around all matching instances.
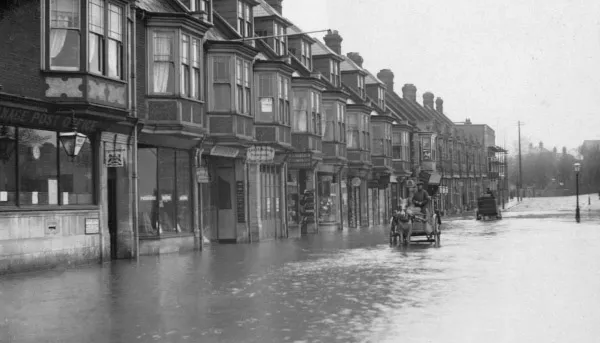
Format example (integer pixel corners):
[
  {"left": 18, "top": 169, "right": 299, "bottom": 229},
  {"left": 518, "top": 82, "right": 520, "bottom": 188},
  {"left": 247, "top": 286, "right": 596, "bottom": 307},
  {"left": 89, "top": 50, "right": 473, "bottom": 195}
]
[
  {"left": 88, "top": 34, "right": 98, "bottom": 71},
  {"left": 153, "top": 36, "right": 171, "bottom": 93},
  {"left": 50, "top": 28, "right": 67, "bottom": 59},
  {"left": 107, "top": 40, "right": 118, "bottom": 77}
]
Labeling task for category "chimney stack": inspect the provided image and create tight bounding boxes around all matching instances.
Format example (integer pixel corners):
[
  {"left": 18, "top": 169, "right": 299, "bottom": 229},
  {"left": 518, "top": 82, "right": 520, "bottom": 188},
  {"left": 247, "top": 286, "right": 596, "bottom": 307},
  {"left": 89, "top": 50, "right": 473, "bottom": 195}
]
[
  {"left": 324, "top": 30, "right": 343, "bottom": 55},
  {"left": 435, "top": 97, "right": 443, "bottom": 114},
  {"left": 265, "top": 0, "right": 283, "bottom": 14},
  {"left": 423, "top": 92, "right": 434, "bottom": 109},
  {"left": 402, "top": 84, "right": 417, "bottom": 102},
  {"left": 347, "top": 52, "right": 363, "bottom": 67},
  {"left": 377, "top": 69, "right": 394, "bottom": 92}
]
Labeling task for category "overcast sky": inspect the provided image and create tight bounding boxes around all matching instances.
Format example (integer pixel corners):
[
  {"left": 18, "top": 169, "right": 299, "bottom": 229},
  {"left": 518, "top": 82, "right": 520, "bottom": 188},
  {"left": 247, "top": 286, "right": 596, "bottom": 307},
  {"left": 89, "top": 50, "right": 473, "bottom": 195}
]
[{"left": 283, "top": 0, "right": 600, "bottom": 153}]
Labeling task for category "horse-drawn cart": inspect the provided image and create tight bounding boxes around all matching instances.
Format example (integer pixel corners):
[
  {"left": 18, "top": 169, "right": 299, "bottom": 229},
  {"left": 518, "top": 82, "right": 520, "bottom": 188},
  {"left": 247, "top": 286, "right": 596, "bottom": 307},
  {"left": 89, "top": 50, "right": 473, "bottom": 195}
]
[
  {"left": 475, "top": 195, "right": 502, "bottom": 220},
  {"left": 390, "top": 200, "right": 441, "bottom": 245}
]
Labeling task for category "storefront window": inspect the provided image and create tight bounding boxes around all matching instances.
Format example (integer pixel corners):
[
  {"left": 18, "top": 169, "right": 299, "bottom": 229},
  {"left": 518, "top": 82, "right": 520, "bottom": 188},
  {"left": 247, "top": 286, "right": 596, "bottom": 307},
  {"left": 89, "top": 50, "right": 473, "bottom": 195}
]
[
  {"left": 287, "top": 170, "right": 300, "bottom": 225},
  {"left": 318, "top": 174, "right": 338, "bottom": 224},
  {"left": 0, "top": 126, "right": 17, "bottom": 206},
  {"left": 138, "top": 146, "right": 192, "bottom": 236},
  {"left": 0, "top": 127, "right": 96, "bottom": 207}
]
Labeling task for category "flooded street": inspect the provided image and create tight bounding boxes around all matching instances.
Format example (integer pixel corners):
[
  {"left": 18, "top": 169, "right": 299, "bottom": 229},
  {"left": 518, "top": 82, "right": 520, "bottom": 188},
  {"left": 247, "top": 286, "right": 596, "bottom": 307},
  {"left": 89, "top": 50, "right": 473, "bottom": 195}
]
[{"left": 2, "top": 196, "right": 600, "bottom": 343}]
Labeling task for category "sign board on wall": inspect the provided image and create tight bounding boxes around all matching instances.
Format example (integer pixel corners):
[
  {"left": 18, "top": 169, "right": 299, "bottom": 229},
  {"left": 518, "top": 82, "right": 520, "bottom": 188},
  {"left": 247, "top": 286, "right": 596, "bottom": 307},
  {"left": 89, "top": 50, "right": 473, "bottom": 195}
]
[
  {"left": 236, "top": 181, "right": 246, "bottom": 223},
  {"left": 210, "top": 146, "right": 239, "bottom": 158},
  {"left": 260, "top": 98, "right": 273, "bottom": 112},
  {"left": 288, "top": 152, "right": 313, "bottom": 169},
  {"left": 105, "top": 148, "right": 126, "bottom": 167},
  {"left": 196, "top": 167, "right": 210, "bottom": 183},
  {"left": 246, "top": 146, "right": 275, "bottom": 164},
  {"left": 85, "top": 218, "right": 100, "bottom": 234}
]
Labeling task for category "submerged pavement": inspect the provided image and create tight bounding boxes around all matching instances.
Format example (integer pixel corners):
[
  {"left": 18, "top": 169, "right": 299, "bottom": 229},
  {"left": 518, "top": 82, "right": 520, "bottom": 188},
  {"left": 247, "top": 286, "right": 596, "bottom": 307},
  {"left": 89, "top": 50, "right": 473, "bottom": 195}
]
[{"left": 1, "top": 195, "right": 600, "bottom": 343}]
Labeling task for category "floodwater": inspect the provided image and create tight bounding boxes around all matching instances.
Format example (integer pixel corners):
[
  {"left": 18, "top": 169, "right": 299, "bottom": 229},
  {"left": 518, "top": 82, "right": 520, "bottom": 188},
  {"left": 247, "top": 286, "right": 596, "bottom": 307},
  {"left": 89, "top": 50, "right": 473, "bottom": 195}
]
[{"left": 1, "top": 196, "right": 600, "bottom": 343}]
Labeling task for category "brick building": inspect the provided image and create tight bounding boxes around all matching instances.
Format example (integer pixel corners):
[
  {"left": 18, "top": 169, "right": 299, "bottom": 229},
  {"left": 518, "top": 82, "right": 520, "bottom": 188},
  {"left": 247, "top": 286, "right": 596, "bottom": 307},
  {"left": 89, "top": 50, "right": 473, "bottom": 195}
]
[{"left": 0, "top": 0, "right": 502, "bottom": 273}]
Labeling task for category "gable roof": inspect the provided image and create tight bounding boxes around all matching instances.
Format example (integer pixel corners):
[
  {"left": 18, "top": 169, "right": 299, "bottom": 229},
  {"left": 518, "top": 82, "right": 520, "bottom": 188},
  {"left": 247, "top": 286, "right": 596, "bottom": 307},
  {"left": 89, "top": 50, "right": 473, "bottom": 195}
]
[
  {"left": 253, "top": 0, "right": 293, "bottom": 25},
  {"left": 340, "top": 55, "right": 363, "bottom": 73},
  {"left": 364, "top": 69, "right": 384, "bottom": 86},
  {"left": 312, "top": 39, "right": 337, "bottom": 57}
]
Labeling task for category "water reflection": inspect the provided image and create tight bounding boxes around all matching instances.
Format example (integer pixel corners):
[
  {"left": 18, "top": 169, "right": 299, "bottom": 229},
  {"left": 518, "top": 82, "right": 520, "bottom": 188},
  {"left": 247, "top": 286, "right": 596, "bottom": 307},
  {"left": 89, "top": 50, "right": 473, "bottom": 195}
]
[{"left": 1, "top": 197, "right": 600, "bottom": 342}]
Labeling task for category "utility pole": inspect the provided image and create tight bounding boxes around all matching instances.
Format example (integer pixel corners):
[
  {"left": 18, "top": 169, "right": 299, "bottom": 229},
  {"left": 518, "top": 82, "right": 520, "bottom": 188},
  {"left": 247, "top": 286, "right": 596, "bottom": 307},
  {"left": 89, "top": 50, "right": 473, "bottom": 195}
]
[{"left": 518, "top": 121, "right": 523, "bottom": 201}]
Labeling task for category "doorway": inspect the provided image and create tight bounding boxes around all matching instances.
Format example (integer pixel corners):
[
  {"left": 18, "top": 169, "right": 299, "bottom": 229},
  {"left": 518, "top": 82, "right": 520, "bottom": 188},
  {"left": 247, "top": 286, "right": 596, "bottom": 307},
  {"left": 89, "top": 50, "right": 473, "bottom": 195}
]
[
  {"left": 217, "top": 166, "right": 236, "bottom": 242},
  {"left": 107, "top": 168, "right": 118, "bottom": 259}
]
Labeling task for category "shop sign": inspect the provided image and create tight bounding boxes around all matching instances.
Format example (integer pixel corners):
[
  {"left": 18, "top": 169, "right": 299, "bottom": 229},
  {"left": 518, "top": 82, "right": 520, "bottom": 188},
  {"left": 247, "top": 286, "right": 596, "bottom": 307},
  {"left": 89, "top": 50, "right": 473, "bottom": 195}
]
[
  {"left": 85, "top": 218, "right": 100, "bottom": 235},
  {"left": 0, "top": 105, "right": 99, "bottom": 133},
  {"left": 236, "top": 181, "right": 245, "bottom": 223},
  {"left": 104, "top": 147, "right": 126, "bottom": 167},
  {"left": 351, "top": 177, "right": 361, "bottom": 187},
  {"left": 196, "top": 167, "right": 210, "bottom": 183},
  {"left": 288, "top": 152, "right": 312, "bottom": 169},
  {"left": 367, "top": 179, "right": 379, "bottom": 188},
  {"left": 260, "top": 97, "right": 273, "bottom": 112},
  {"left": 210, "top": 145, "right": 239, "bottom": 158},
  {"left": 246, "top": 146, "right": 275, "bottom": 164}
]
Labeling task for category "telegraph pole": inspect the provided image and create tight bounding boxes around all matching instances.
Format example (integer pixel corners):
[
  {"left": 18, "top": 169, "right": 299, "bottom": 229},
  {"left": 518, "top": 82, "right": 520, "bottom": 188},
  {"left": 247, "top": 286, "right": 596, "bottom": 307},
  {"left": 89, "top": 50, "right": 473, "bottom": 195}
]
[{"left": 518, "top": 121, "right": 523, "bottom": 201}]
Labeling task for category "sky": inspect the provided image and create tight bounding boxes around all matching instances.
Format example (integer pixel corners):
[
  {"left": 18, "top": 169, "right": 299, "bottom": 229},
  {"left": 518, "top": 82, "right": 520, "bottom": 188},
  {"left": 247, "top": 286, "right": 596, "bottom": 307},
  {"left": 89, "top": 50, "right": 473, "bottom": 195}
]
[{"left": 282, "top": 0, "right": 600, "bottom": 154}]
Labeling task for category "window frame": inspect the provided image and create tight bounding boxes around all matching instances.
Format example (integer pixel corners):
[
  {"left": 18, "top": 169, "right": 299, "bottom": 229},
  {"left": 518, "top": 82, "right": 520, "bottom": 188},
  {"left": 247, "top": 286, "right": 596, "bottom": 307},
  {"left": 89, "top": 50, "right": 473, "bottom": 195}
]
[
  {"left": 237, "top": 0, "right": 253, "bottom": 38},
  {"left": 0, "top": 126, "right": 97, "bottom": 208},
  {"left": 149, "top": 28, "right": 204, "bottom": 99},
  {"left": 300, "top": 39, "right": 312, "bottom": 70},
  {"left": 273, "top": 22, "right": 287, "bottom": 56},
  {"left": 329, "top": 59, "right": 340, "bottom": 87}
]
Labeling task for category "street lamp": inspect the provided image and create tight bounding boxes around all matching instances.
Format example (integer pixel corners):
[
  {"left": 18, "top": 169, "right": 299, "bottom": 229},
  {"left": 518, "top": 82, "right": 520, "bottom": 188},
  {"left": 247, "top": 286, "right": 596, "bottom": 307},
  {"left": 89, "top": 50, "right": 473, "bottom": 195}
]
[
  {"left": 59, "top": 110, "right": 88, "bottom": 161},
  {"left": 574, "top": 162, "right": 581, "bottom": 223}
]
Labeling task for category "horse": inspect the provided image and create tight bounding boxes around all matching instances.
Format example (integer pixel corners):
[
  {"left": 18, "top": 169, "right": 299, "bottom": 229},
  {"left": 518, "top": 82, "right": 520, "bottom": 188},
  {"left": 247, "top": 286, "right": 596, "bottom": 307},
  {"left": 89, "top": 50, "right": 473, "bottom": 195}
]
[{"left": 389, "top": 198, "right": 415, "bottom": 245}]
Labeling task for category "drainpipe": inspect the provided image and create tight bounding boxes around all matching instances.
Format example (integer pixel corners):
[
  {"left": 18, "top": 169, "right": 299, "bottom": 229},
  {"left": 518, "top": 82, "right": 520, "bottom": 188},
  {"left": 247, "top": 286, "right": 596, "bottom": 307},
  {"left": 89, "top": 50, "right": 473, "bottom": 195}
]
[{"left": 129, "top": 5, "right": 139, "bottom": 260}]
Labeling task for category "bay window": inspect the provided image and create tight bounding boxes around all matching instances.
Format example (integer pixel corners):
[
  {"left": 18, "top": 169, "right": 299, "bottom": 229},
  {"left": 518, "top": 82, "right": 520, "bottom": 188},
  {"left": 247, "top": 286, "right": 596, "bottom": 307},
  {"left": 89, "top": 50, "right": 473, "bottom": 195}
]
[
  {"left": 372, "top": 123, "right": 384, "bottom": 155},
  {"left": 48, "top": 0, "right": 81, "bottom": 71},
  {"left": 338, "top": 103, "right": 346, "bottom": 143},
  {"left": 392, "top": 132, "right": 401, "bottom": 159},
  {"left": 278, "top": 75, "right": 290, "bottom": 125},
  {"left": 0, "top": 126, "right": 94, "bottom": 207},
  {"left": 237, "top": 0, "right": 253, "bottom": 38},
  {"left": 361, "top": 115, "right": 370, "bottom": 150},
  {"left": 311, "top": 91, "right": 322, "bottom": 136},
  {"left": 235, "top": 59, "right": 251, "bottom": 114},
  {"left": 256, "top": 73, "right": 289, "bottom": 125},
  {"left": 151, "top": 30, "right": 202, "bottom": 99},
  {"left": 292, "top": 90, "right": 308, "bottom": 132},
  {"left": 347, "top": 113, "right": 359, "bottom": 149}
]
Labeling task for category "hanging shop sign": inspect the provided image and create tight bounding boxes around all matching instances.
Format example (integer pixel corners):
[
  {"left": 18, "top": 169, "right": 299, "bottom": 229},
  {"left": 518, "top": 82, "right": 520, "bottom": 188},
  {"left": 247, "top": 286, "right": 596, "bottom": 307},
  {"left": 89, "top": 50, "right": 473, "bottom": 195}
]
[
  {"left": 246, "top": 145, "right": 275, "bottom": 164},
  {"left": 236, "top": 181, "right": 245, "bottom": 223},
  {"left": 288, "top": 152, "right": 313, "bottom": 169},
  {"left": 210, "top": 145, "right": 239, "bottom": 158},
  {"left": 351, "top": 177, "right": 362, "bottom": 187},
  {"left": 196, "top": 166, "right": 210, "bottom": 183},
  {"left": 405, "top": 179, "right": 416, "bottom": 188},
  {"left": 104, "top": 145, "right": 126, "bottom": 167}
]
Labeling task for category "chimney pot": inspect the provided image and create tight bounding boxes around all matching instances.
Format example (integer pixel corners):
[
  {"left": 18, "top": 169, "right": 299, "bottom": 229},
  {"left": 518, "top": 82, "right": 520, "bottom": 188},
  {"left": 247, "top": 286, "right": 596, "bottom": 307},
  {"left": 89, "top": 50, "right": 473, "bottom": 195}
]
[
  {"left": 423, "top": 92, "right": 434, "bottom": 109},
  {"left": 347, "top": 52, "right": 363, "bottom": 68},
  {"left": 377, "top": 69, "right": 394, "bottom": 92},
  {"left": 435, "top": 97, "right": 444, "bottom": 114},
  {"left": 402, "top": 84, "right": 417, "bottom": 102},
  {"left": 265, "top": 0, "right": 283, "bottom": 14},
  {"left": 324, "top": 30, "right": 343, "bottom": 55}
]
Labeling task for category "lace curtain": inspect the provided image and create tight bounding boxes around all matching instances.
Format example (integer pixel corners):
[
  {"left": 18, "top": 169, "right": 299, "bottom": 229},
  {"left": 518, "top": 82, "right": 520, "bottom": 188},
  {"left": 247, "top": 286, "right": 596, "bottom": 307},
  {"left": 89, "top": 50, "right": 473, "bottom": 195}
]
[{"left": 153, "top": 35, "right": 172, "bottom": 93}]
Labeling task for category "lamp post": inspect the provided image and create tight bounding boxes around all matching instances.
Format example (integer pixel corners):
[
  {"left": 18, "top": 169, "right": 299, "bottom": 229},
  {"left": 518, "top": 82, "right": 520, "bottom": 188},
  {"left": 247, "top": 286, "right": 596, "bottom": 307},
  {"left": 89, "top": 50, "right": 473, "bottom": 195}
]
[{"left": 574, "top": 162, "right": 581, "bottom": 223}]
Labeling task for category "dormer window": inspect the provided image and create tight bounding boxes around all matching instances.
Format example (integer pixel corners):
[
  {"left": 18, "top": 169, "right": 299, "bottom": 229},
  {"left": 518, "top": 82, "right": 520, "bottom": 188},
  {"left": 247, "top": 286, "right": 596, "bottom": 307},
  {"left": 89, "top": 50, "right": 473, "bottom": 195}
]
[
  {"left": 273, "top": 22, "right": 287, "bottom": 56},
  {"left": 357, "top": 74, "right": 365, "bottom": 98},
  {"left": 190, "top": 0, "right": 210, "bottom": 12},
  {"left": 329, "top": 60, "right": 340, "bottom": 87},
  {"left": 300, "top": 40, "right": 311, "bottom": 70},
  {"left": 377, "top": 86, "right": 385, "bottom": 108},
  {"left": 237, "top": 0, "right": 253, "bottom": 38}
]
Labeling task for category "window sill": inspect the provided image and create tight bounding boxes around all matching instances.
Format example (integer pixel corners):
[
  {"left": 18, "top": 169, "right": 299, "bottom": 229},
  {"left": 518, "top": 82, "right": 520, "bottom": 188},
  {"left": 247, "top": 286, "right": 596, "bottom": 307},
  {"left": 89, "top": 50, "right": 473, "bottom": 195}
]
[
  {"left": 41, "top": 70, "right": 127, "bottom": 85},
  {"left": 0, "top": 205, "right": 99, "bottom": 213},
  {"left": 147, "top": 94, "right": 205, "bottom": 104}
]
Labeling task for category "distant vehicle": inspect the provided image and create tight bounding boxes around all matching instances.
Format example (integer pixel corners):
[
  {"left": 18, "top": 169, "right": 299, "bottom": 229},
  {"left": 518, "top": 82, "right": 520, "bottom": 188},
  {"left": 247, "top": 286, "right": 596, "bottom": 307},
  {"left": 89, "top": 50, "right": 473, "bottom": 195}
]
[{"left": 476, "top": 194, "right": 502, "bottom": 220}]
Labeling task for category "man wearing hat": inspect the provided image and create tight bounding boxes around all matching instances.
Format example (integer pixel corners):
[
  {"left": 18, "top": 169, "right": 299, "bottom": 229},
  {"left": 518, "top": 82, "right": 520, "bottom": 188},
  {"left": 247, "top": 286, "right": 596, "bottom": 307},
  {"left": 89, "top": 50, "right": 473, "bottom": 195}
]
[{"left": 412, "top": 180, "right": 431, "bottom": 215}]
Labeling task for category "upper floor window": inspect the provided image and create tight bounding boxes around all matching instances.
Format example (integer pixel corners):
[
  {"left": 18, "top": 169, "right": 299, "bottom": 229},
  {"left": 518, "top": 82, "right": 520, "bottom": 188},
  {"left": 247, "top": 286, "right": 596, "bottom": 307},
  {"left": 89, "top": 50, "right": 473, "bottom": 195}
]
[
  {"left": 311, "top": 91, "right": 322, "bottom": 136},
  {"left": 372, "top": 123, "right": 391, "bottom": 156},
  {"left": 236, "top": 58, "right": 252, "bottom": 114},
  {"left": 329, "top": 60, "right": 340, "bottom": 87},
  {"left": 357, "top": 74, "right": 365, "bottom": 98},
  {"left": 237, "top": 0, "right": 253, "bottom": 38},
  {"left": 256, "top": 72, "right": 290, "bottom": 125},
  {"left": 150, "top": 30, "right": 202, "bottom": 99},
  {"left": 273, "top": 22, "right": 287, "bottom": 56},
  {"left": 347, "top": 113, "right": 369, "bottom": 150},
  {"left": 377, "top": 86, "right": 385, "bottom": 108},
  {"left": 392, "top": 131, "right": 409, "bottom": 160},
  {"left": 337, "top": 103, "right": 346, "bottom": 143},
  {"left": 324, "top": 101, "right": 345, "bottom": 142},
  {"left": 189, "top": 0, "right": 210, "bottom": 12},
  {"left": 48, "top": 0, "right": 81, "bottom": 71},
  {"left": 300, "top": 40, "right": 311, "bottom": 70}
]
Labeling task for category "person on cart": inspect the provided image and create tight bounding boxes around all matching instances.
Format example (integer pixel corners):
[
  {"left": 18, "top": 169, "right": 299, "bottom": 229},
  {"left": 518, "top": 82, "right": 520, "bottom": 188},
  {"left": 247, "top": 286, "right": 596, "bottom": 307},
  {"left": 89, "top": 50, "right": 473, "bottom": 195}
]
[{"left": 412, "top": 181, "right": 431, "bottom": 216}]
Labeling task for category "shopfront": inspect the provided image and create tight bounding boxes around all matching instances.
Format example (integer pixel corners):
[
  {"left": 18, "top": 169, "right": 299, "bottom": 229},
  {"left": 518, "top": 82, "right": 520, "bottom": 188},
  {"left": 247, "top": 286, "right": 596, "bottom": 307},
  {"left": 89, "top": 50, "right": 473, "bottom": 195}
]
[
  {"left": 287, "top": 152, "right": 318, "bottom": 236},
  {"left": 316, "top": 164, "right": 342, "bottom": 230}
]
